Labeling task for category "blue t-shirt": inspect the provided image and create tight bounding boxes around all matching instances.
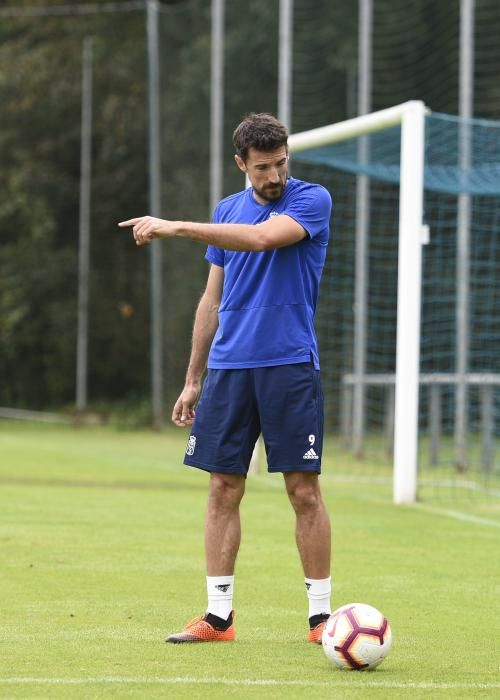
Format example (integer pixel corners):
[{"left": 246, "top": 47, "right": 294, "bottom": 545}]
[{"left": 205, "top": 177, "right": 332, "bottom": 369}]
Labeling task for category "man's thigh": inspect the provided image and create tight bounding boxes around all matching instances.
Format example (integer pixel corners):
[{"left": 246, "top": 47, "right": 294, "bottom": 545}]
[
  {"left": 254, "top": 363, "right": 323, "bottom": 473},
  {"left": 183, "top": 369, "right": 260, "bottom": 475}
]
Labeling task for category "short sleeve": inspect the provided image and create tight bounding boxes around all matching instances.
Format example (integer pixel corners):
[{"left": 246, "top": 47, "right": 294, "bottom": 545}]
[
  {"left": 205, "top": 202, "right": 225, "bottom": 267},
  {"left": 205, "top": 245, "right": 224, "bottom": 267},
  {"left": 283, "top": 184, "right": 332, "bottom": 240}
]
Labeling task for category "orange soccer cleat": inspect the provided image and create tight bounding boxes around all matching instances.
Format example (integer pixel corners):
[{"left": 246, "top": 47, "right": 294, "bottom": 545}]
[
  {"left": 308, "top": 613, "right": 330, "bottom": 644},
  {"left": 166, "top": 611, "right": 235, "bottom": 644}
]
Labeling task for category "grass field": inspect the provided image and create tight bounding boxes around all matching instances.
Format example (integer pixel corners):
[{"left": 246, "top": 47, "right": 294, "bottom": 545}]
[{"left": 0, "top": 421, "right": 499, "bottom": 699}]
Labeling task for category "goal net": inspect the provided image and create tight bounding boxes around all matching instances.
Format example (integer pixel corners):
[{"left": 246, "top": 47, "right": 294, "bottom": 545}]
[{"left": 290, "top": 102, "right": 500, "bottom": 503}]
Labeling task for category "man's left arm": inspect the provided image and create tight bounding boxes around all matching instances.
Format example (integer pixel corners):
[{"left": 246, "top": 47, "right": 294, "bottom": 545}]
[{"left": 118, "top": 215, "right": 306, "bottom": 252}]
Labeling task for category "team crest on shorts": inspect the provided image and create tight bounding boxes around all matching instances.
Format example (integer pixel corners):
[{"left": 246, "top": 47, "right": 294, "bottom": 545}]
[{"left": 186, "top": 435, "right": 196, "bottom": 456}]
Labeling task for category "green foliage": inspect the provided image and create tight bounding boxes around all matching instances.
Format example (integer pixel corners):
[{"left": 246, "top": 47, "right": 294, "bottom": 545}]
[
  {"left": 0, "top": 1, "right": 290, "bottom": 410},
  {"left": 0, "top": 6, "right": 151, "bottom": 407},
  {"left": 3, "top": 0, "right": 500, "bottom": 414}
]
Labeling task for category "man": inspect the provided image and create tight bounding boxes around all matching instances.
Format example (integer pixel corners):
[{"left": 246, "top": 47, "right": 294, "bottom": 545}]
[{"left": 119, "top": 113, "right": 333, "bottom": 645}]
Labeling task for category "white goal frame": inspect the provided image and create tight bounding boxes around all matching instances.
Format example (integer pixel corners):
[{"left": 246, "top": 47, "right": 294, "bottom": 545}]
[{"left": 289, "top": 100, "right": 427, "bottom": 504}]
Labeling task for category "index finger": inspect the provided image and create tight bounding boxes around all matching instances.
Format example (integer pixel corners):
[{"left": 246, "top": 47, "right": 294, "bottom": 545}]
[{"left": 118, "top": 218, "right": 141, "bottom": 227}]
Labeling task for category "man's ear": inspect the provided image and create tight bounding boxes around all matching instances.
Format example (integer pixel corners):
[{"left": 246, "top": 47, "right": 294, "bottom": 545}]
[{"left": 234, "top": 154, "right": 246, "bottom": 173}]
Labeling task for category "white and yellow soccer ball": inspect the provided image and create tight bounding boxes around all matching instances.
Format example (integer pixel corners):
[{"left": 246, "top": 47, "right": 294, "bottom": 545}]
[{"left": 322, "top": 603, "right": 392, "bottom": 671}]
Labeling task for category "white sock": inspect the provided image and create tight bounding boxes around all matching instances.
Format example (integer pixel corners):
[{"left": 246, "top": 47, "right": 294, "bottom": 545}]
[
  {"left": 206, "top": 575, "right": 234, "bottom": 620},
  {"left": 305, "top": 576, "right": 332, "bottom": 618}
]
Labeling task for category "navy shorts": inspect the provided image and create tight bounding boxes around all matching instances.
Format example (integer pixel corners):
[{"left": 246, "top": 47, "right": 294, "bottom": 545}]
[{"left": 183, "top": 362, "right": 323, "bottom": 475}]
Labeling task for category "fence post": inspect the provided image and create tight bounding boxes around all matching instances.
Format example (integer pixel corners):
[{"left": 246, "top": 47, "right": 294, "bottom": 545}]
[
  {"left": 480, "top": 385, "right": 494, "bottom": 472},
  {"left": 429, "top": 384, "right": 442, "bottom": 466}
]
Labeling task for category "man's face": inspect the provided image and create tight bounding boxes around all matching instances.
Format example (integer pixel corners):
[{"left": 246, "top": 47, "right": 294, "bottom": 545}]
[{"left": 235, "top": 146, "right": 289, "bottom": 204}]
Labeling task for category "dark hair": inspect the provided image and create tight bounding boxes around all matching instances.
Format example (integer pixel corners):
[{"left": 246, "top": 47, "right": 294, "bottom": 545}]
[{"left": 232, "top": 113, "right": 288, "bottom": 161}]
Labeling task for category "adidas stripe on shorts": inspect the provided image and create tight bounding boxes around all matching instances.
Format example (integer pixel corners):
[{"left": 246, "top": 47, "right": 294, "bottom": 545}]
[{"left": 183, "top": 362, "right": 323, "bottom": 475}]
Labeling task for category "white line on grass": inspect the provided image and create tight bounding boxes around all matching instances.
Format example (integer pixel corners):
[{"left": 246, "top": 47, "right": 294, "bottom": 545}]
[
  {"left": 258, "top": 474, "right": 500, "bottom": 530},
  {"left": 366, "top": 495, "right": 500, "bottom": 530},
  {"left": 414, "top": 504, "right": 500, "bottom": 529},
  {"left": 309, "top": 474, "right": 500, "bottom": 530},
  {"left": 1, "top": 677, "right": 499, "bottom": 690},
  {"left": 257, "top": 471, "right": 500, "bottom": 498}
]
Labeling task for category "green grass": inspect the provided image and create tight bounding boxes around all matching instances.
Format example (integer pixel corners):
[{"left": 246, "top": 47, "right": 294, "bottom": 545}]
[{"left": 0, "top": 421, "right": 499, "bottom": 699}]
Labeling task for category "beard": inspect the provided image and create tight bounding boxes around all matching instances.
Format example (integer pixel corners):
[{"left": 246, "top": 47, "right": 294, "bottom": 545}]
[{"left": 252, "top": 177, "right": 288, "bottom": 202}]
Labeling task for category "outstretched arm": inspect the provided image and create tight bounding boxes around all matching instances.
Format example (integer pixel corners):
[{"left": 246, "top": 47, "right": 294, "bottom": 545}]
[
  {"left": 171, "top": 263, "right": 224, "bottom": 427},
  {"left": 118, "top": 214, "right": 306, "bottom": 252}
]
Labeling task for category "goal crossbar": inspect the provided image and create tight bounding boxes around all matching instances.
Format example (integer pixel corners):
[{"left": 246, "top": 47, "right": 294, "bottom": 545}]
[{"left": 289, "top": 100, "right": 427, "bottom": 152}]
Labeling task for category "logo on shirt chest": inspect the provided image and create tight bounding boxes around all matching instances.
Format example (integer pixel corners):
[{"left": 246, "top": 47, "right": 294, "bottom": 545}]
[{"left": 268, "top": 211, "right": 280, "bottom": 219}]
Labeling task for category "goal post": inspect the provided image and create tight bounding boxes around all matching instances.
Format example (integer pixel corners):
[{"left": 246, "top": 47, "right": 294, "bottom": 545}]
[
  {"left": 289, "top": 101, "right": 427, "bottom": 504},
  {"left": 393, "top": 101, "right": 426, "bottom": 504}
]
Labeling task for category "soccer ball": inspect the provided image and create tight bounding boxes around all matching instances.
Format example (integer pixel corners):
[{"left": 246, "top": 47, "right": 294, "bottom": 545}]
[{"left": 322, "top": 603, "right": 392, "bottom": 671}]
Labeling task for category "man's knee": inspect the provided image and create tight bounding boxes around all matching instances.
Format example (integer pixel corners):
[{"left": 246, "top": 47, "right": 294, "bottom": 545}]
[
  {"left": 284, "top": 472, "right": 323, "bottom": 514},
  {"left": 208, "top": 472, "right": 246, "bottom": 511}
]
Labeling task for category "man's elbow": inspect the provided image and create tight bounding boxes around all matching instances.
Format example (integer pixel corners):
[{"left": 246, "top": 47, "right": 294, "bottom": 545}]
[
  {"left": 251, "top": 222, "right": 305, "bottom": 252},
  {"left": 204, "top": 297, "right": 220, "bottom": 313},
  {"left": 252, "top": 231, "right": 275, "bottom": 252},
  {"left": 199, "top": 293, "right": 220, "bottom": 313}
]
